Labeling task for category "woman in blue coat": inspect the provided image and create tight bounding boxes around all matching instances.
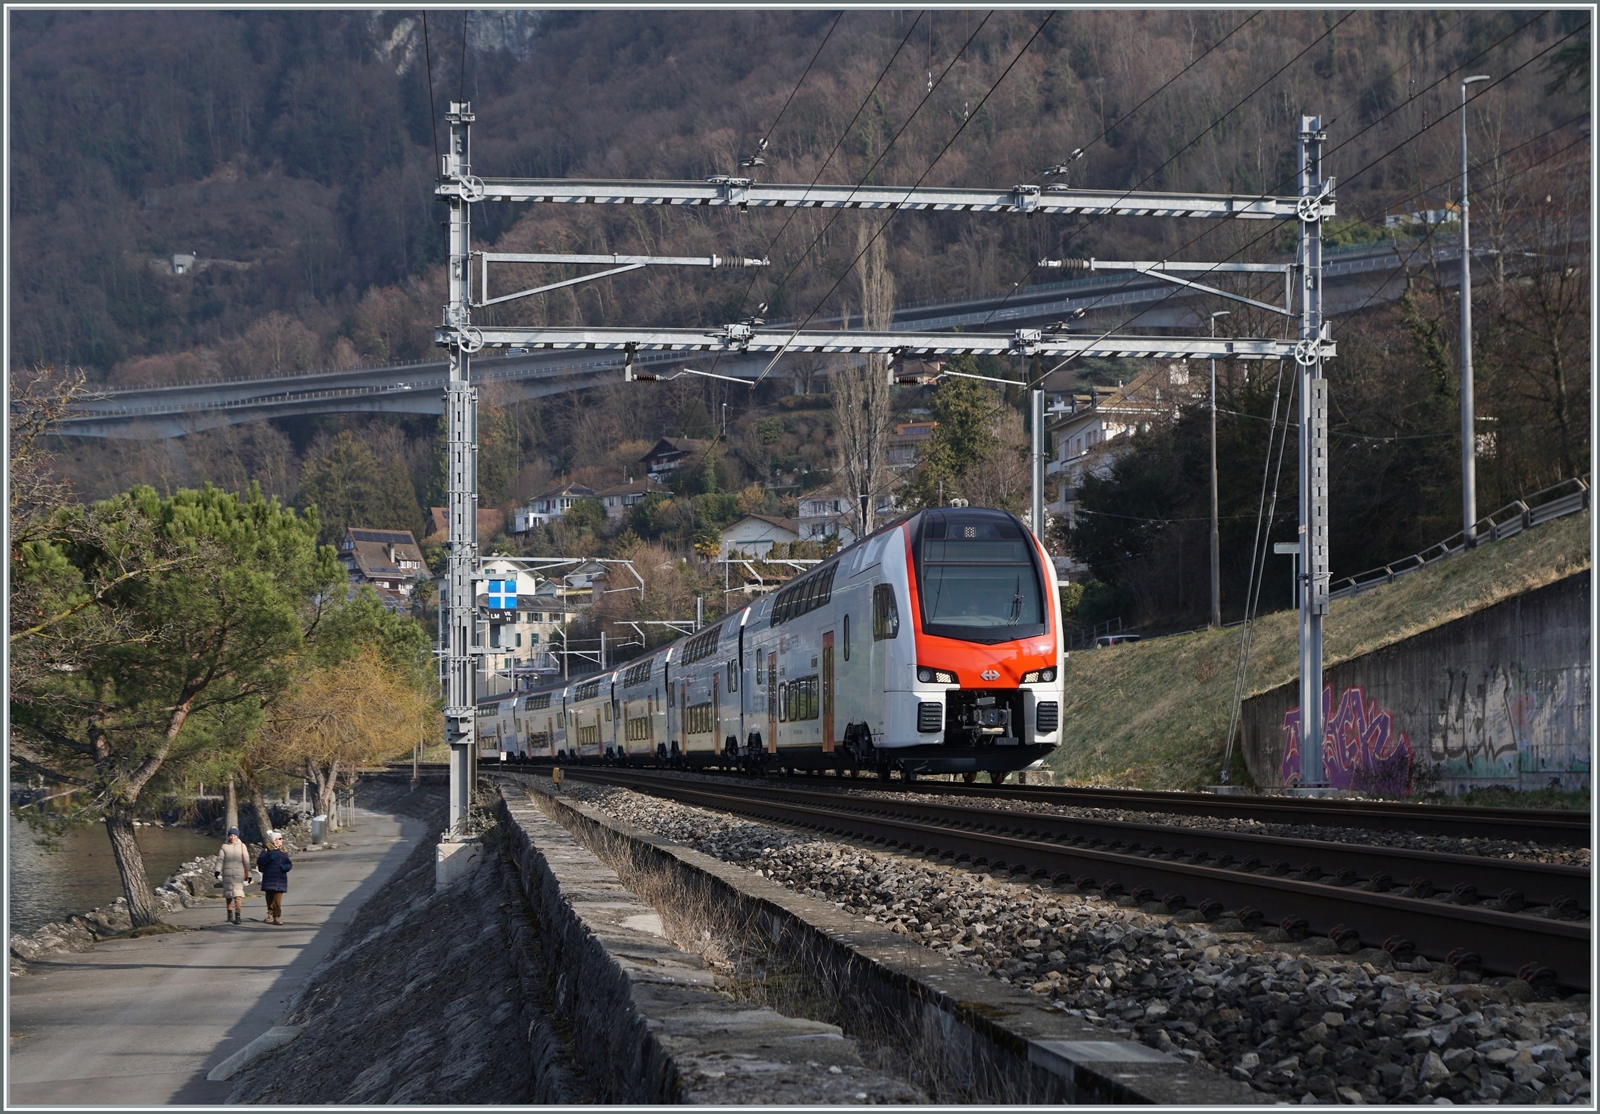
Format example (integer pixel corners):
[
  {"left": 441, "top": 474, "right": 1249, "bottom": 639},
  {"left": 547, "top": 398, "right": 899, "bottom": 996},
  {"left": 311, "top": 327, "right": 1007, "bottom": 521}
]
[{"left": 256, "top": 831, "right": 293, "bottom": 925}]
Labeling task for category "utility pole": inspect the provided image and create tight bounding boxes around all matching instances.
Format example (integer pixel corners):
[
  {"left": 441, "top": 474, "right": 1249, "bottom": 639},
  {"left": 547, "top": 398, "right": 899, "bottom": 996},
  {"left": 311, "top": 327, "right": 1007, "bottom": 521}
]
[
  {"left": 441, "top": 102, "right": 479, "bottom": 840},
  {"left": 1295, "top": 116, "right": 1331, "bottom": 788},
  {"left": 1209, "top": 310, "right": 1230, "bottom": 628},
  {"left": 1460, "top": 75, "right": 1491, "bottom": 545},
  {"left": 1030, "top": 388, "right": 1045, "bottom": 543}
]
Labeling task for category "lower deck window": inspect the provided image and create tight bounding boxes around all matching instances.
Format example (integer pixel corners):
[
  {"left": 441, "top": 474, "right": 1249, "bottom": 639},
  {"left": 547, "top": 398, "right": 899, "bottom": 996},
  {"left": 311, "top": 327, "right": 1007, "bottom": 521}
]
[
  {"left": 685, "top": 702, "right": 715, "bottom": 735},
  {"left": 779, "top": 676, "right": 820, "bottom": 722}
]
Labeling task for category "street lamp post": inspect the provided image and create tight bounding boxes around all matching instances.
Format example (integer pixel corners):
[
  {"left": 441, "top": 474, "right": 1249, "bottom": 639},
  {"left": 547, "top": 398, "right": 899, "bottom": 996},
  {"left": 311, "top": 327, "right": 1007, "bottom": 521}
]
[
  {"left": 1209, "top": 310, "right": 1230, "bottom": 628},
  {"left": 1460, "top": 74, "right": 1491, "bottom": 545}
]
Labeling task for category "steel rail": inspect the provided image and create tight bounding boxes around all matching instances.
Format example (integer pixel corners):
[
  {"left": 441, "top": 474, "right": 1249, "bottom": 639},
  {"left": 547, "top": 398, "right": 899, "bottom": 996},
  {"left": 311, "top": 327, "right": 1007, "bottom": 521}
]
[
  {"left": 647, "top": 778, "right": 1587, "bottom": 910},
  {"left": 566, "top": 769, "right": 1591, "bottom": 990},
  {"left": 875, "top": 781, "right": 1592, "bottom": 846}
]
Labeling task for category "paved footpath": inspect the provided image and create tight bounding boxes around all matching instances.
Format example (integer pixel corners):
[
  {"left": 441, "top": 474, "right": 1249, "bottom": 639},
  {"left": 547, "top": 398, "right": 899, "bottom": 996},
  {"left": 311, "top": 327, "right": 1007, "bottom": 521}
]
[{"left": 8, "top": 806, "right": 430, "bottom": 1106}]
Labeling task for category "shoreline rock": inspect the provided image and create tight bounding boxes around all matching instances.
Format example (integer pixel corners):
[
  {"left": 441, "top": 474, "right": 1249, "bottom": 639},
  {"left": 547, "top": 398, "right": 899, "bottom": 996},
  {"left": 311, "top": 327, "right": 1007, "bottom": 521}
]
[{"left": 9, "top": 802, "right": 318, "bottom": 974}]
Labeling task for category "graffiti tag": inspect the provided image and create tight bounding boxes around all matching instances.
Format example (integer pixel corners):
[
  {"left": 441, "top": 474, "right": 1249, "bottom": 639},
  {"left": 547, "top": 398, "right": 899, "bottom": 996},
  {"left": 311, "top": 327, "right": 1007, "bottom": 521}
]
[{"left": 1281, "top": 684, "right": 1414, "bottom": 795}]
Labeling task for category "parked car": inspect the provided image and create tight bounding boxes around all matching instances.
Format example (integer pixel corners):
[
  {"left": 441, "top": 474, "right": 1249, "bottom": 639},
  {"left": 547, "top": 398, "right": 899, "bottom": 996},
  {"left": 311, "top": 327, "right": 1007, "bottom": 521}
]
[{"left": 1094, "top": 633, "right": 1142, "bottom": 648}]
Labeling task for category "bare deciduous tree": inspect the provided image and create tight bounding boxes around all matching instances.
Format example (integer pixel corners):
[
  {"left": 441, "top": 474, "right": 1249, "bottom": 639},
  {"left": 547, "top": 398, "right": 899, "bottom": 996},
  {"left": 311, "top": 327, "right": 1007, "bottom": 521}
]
[{"left": 829, "top": 221, "right": 897, "bottom": 535}]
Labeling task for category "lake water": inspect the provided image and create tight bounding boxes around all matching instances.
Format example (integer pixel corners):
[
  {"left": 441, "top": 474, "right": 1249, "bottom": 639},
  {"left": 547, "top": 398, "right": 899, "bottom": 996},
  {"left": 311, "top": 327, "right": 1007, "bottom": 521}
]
[{"left": 8, "top": 815, "right": 219, "bottom": 937}]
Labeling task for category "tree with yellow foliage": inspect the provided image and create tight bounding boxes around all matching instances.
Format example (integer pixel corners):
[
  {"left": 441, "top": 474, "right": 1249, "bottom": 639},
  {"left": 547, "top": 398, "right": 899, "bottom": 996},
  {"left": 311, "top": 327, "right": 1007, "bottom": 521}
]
[{"left": 253, "top": 646, "right": 437, "bottom": 823}]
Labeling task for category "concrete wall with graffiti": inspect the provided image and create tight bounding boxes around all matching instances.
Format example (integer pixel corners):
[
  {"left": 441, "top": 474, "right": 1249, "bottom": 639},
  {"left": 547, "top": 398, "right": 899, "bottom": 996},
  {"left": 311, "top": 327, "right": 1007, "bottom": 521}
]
[{"left": 1239, "top": 573, "right": 1589, "bottom": 795}]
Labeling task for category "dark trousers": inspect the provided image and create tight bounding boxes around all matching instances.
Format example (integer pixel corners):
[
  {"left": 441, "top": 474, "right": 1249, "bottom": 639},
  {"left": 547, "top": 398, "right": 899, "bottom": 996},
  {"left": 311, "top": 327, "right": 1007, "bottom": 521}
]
[{"left": 265, "top": 890, "right": 284, "bottom": 919}]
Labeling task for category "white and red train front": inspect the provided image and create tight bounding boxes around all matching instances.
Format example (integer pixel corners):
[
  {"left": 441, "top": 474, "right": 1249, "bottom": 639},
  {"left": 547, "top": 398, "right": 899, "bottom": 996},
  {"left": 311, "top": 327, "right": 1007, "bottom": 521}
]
[{"left": 477, "top": 507, "right": 1061, "bottom": 778}]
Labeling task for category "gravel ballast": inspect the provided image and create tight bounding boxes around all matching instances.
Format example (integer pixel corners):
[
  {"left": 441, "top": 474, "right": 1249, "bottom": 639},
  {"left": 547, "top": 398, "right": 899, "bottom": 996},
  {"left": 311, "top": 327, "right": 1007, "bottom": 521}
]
[
  {"left": 566, "top": 781, "right": 1592, "bottom": 1105},
  {"left": 774, "top": 779, "right": 1591, "bottom": 868}
]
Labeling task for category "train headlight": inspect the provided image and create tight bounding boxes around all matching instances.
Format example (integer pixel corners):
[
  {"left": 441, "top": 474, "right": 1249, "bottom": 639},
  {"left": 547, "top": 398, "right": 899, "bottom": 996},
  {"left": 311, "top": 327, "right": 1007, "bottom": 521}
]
[
  {"left": 917, "top": 666, "right": 957, "bottom": 684},
  {"left": 1021, "top": 667, "right": 1057, "bottom": 684}
]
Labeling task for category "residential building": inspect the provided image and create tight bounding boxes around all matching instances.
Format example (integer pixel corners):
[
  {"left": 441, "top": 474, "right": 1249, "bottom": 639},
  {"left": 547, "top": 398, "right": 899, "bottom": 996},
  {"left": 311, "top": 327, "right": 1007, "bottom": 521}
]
[
  {"left": 1045, "top": 366, "right": 1195, "bottom": 574},
  {"left": 423, "top": 507, "right": 449, "bottom": 544},
  {"left": 559, "top": 559, "right": 611, "bottom": 605},
  {"left": 719, "top": 514, "right": 801, "bottom": 559},
  {"left": 512, "top": 482, "right": 596, "bottom": 533},
  {"left": 452, "top": 559, "right": 581, "bottom": 697},
  {"left": 886, "top": 420, "right": 937, "bottom": 469},
  {"left": 639, "top": 437, "right": 709, "bottom": 479},
  {"left": 796, "top": 488, "right": 896, "bottom": 545},
  {"left": 338, "top": 527, "right": 431, "bottom": 610},
  {"left": 592, "top": 476, "right": 667, "bottom": 522}
]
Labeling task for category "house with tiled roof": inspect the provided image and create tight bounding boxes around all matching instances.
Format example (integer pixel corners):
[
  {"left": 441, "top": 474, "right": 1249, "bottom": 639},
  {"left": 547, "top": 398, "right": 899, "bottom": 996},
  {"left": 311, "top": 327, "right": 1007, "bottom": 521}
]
[
  {"left": 592, "top": 476, "right": 668, "bottom": 522},
  {"left": 339, "top": 527, "right": 431, "bottom": 609},
  {"left": 719, "top": 513, "right": 801, "bottom": 559},
  {"left": 512, "top": 482, "right": 597, "bottom": 533},
  {"left": 640, "top": 437, "right": 709, "bottom": 479}
]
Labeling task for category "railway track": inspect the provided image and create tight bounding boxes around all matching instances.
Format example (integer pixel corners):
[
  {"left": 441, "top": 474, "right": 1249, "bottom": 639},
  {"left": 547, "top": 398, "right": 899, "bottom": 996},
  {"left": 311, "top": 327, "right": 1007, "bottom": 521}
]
[
  {"left": 439, "top": 761, "right": 1590, "bottom": 846},
  {"left": 830, "top": 778, "right": 1592, "bottom": 846},
  {"left": 564, "top": 768, "right": 1592, "bottom": 991}
]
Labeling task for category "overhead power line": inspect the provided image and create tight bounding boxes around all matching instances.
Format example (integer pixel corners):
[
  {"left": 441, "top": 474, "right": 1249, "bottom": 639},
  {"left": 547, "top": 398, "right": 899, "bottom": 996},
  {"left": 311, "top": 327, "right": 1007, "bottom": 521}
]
[
  {"left": 422, "top": 12, "right": 439, "bottom": 164},
  {"left": 759, "top": 11, "right": 1055, "bottom": 383},
  {"left": 978, "top": 10, "right": 1548, "bottom": 376},
  {"left": 977, "top": 12, "right": 1354, "bottom": 333},
  {"left": 1010, "top": 15, "right": 1582, "bottom": 397},
  {"left": 710, "top": 12, "right": 929, "bottom": 379}
]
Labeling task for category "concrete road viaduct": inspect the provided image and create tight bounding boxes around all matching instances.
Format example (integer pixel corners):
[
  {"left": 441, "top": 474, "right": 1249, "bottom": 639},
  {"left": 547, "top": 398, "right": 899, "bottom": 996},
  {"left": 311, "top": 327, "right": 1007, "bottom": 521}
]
[{"left": 55, "top": 238, "right": 1467, "bottom": 440}]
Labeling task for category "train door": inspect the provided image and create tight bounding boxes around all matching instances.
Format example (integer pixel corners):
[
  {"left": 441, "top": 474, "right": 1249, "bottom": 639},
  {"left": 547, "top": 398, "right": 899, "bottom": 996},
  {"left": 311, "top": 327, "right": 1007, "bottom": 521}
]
[
  {"left": 822, "top": 631, "right": 835, "bottom": 753},
  {"left": 679, "top": 682, "right": 688, "bottom": 756},
  {"left": 736, "top": 626, "right": 747, "bottom": 750},
  {"left": 766, "top": 652, "right": 777, "bottom": 752},
  {"left": 713, "top": 671, "right": 721, "bottom": 751}
]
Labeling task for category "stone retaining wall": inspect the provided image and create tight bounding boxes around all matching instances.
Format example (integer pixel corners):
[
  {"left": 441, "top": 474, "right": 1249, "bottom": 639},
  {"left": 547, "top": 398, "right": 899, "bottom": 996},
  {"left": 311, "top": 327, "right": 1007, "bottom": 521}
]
[
  {"left": 495, "top": 786, "right": 924, "bottom": 1103},
  {"left": 506, "top": 777, "right": 1259, "bottom": 1105},
  {"left": 1240, "top": 573, "right": 1590, "bottom": 794}
]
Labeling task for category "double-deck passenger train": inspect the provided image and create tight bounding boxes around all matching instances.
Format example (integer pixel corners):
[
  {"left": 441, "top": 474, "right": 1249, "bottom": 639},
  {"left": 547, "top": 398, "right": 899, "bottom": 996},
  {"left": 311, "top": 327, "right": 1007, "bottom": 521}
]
[{"left": 475, "top": 507, "right": 1062, "bottom": 780}]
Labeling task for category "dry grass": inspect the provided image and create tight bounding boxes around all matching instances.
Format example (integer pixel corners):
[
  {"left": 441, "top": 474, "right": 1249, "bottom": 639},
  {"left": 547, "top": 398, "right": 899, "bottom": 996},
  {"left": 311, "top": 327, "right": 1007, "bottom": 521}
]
[{"left": 1048, "top": 509, "right": 1591, "bottom": 790}]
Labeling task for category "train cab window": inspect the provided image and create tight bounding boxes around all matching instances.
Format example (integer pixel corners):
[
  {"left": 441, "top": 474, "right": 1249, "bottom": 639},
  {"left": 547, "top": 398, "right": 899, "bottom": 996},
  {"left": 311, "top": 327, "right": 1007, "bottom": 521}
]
[
  {"left": 872, "top": 584, "right": 899, "bottom": 640},
  {"left": 843, "top": 615, "right": 850, "bottom": 660},
  {"left": 727, "top": 661, "right": 738, "bottom": 693}
]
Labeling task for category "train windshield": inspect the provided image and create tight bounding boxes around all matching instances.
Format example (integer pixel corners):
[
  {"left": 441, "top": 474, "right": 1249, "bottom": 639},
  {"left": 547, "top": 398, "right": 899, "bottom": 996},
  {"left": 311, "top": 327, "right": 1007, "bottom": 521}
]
[{"left": 914, "top": 512, "right": 1047, "bottom": 643}]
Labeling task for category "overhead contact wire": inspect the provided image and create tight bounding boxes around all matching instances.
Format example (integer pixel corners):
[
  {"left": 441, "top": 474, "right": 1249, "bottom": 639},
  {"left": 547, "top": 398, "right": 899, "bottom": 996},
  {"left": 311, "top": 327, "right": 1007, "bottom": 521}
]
[
  {"left": 1009, "top": 15, "right": 1578, "bottom": 399},
  {"left": 759, "top": 11, "right": 1055, "bottom": 384},
  {"left": 701, "top": 11, "right": 927, "bottom": 381}
]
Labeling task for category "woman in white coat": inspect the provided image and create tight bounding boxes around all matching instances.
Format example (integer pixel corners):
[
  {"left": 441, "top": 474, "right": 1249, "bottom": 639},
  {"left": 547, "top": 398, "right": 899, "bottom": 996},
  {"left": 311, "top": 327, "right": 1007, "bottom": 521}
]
[{"left": 214, "top": 828, "right": 251, "bottom": 925}]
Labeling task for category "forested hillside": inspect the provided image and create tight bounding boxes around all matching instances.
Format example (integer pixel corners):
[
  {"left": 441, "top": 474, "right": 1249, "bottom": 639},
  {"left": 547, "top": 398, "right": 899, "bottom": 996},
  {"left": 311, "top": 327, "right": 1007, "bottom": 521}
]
[{"left": 14, "top": 9, "right": 1589, "bottom": 633}]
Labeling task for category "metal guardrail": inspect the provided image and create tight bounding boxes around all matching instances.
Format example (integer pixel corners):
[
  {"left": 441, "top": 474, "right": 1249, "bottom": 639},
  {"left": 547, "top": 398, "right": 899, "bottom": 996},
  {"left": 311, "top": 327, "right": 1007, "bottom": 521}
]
[
  {"left": 1063, "top": 616, "right": 1124, "bottom": 651},
  {"left": 1327, "top": 475, "right": 1590, "bottom": 602}
]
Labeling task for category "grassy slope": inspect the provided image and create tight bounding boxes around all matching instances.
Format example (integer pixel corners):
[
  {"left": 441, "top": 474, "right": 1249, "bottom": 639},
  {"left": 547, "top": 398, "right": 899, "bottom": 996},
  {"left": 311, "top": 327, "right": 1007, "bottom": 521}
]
[{"left": 1048, "top": 509, "right": 1592, "bottom": 790}]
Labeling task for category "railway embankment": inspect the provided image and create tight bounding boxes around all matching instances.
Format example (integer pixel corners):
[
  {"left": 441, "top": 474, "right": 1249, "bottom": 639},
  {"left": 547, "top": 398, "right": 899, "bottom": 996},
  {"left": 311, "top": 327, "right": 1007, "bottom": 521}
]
[
  {"left": 514, "top": 773, "right": 1261, "bottom": 1104},
  {"left": 1053, "top": 507, "right": 1590, "bottom": 791},
  {"left": 549, "top": 773, "right": 1591, "bottom": 1105},
  {"left": 496, "top": 784, "right": 927, "bottom": 1102}
]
